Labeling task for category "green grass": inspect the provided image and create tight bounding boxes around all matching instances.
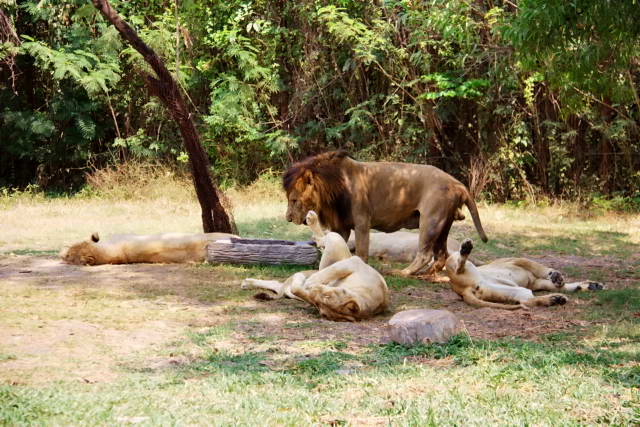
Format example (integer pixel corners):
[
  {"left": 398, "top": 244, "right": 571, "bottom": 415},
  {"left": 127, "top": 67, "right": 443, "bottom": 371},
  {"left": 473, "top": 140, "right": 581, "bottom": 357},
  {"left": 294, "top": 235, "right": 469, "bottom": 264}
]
[
  {"left": 384, "top": 275, "right": 427, "bottom": 290},
  {"left": 2, "top": 249, "right": 59, "bottom": 256},
  {"left": 2, "top": 332, "right": 638, "bottom": 425}
]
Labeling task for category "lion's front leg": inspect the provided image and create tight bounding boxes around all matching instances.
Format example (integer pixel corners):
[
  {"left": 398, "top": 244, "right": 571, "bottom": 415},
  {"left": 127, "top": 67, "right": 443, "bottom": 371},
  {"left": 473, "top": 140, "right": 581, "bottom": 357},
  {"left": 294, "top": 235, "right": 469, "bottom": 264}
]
[{"left": 352, "top": 214, "right": 371, "bottom": 263}]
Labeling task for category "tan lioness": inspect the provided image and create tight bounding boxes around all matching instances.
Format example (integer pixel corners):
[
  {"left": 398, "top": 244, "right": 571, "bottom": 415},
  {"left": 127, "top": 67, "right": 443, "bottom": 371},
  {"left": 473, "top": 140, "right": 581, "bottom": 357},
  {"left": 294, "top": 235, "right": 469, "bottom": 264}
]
[
  {"left": 445, "top": 239, "right": 605, "bottom": 309},
  {"left": 348, "top": 231, "right": 461, "bottom": 263},
  {"left": 241, "top": 211, "right": 390, "bottom": 321},
  {"left": 283, "top": 150, "right": 488, "bottom": 276},
  {"left": 60, "top": 232, "right": 237, "bottom": 265}
]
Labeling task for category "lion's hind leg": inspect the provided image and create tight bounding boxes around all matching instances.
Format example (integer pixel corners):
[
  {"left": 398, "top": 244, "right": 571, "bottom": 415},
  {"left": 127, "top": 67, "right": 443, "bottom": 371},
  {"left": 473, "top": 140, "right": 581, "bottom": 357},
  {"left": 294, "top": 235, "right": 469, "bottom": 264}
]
[
  {"left": 476, "top": 281, "right": 568, "bottom": 309},
  {"left": 402, "top": 206, "right": 456, "bottom": 276},
  {"left": 521, "top": 293, "right": 568, "bottom": 308}
]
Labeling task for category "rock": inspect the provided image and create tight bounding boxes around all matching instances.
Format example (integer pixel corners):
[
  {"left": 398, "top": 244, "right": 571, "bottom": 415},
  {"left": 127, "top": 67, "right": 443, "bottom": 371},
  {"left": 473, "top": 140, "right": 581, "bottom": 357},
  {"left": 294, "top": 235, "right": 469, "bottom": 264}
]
[{"left": 387, "top": 309, "right": 463, "bottom": 345}]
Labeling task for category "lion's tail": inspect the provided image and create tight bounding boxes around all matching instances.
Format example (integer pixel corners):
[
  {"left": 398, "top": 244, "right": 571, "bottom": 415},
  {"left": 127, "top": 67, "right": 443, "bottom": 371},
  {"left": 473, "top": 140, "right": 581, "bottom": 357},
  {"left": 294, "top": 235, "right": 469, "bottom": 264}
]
[
  {"left": 462, "top": 190, "right": 488, "bottom": 243},
  {"left": 462, "top": 290, "right": 522, "bottom": 310}
]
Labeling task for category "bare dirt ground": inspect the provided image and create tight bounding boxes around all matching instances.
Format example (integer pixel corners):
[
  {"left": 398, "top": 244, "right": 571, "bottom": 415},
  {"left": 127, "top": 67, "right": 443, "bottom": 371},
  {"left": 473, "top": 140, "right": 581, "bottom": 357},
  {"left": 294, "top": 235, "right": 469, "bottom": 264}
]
[{"left": 1, "top": 249, "right": 629, "bottom": 384}]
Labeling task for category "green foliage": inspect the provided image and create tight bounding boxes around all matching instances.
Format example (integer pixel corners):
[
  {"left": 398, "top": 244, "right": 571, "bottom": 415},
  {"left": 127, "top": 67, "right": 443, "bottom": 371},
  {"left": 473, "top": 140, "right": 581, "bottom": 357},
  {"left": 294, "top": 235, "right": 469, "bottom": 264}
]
[
  {"left": 506, "top": 0, "right": 640, "bottom": 104},
  {"left": 2, "top": 0, "right": 640, "bottom": 201},
  {"left": 590, "top": 194, "right": 640, "bottom": 214}
]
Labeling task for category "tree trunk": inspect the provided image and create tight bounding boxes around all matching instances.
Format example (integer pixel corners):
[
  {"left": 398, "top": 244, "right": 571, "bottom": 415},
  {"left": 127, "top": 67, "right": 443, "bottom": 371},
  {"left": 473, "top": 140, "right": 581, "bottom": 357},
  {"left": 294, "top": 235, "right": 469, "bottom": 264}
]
[{"left": 92, "top": 0, "right": 235, "bottom": 233}]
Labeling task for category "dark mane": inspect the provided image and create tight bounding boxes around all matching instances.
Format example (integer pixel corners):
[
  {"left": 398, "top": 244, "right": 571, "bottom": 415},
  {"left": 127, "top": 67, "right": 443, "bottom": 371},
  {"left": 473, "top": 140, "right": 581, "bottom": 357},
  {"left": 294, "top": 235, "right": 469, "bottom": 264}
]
[
  {"left": 282, "top": 150, "right": 353, "bottom": 230},
  {"left": 282, "top": 150, "right": 348, "bottom": 194}
]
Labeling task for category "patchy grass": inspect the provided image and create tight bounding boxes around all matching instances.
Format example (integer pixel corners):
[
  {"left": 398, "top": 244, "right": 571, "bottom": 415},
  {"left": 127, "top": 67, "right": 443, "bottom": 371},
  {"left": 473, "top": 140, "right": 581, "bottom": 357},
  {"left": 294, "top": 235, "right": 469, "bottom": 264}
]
[{"left": 0, "top": 175, "right": 639, "bottom": 424}]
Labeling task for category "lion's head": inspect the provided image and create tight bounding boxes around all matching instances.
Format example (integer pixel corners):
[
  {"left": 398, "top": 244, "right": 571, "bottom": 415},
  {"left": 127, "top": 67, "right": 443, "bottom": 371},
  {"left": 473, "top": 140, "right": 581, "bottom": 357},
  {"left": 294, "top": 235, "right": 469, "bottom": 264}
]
[
  {"left": 59, "top": 233, "right": 101, "bottom": 265},
  {"left": 283, "top": 150, "right": 352, "bottom": 231}
]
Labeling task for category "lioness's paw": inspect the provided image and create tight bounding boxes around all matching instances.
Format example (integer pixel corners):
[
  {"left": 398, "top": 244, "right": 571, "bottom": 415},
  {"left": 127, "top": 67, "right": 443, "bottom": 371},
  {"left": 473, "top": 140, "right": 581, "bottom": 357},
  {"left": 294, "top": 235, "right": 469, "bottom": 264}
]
[
  {"left": 305, "top": 210, "right": 319, "bottom": 226},
  {"left": 587, "top": 281, "right": 605, "bottom": 291},
  {"left": 241, "top": 279, "right": 253, "bottom": 290},
  {"left": 549, "top": 294, "right": 568, "bottom": 306},
  {"left": 549, "top": 270, "right": 564, "bottom": 287},
  {"left": 460, "top": 239, "right": 473, "bottom": 256}
]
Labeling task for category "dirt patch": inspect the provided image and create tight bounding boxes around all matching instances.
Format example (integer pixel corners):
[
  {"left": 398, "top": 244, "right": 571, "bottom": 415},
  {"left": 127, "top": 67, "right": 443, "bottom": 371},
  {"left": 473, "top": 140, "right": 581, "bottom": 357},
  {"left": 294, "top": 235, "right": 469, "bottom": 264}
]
[{"left": 0, "top": 255, "right": 223, "bottom": 384}]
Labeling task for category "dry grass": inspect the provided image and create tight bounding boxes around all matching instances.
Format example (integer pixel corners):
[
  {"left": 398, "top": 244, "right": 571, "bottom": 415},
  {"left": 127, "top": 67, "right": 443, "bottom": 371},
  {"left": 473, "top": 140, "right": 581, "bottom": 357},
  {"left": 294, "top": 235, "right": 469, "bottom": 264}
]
[{"left": 83, "top": 161, "right": 196, "bottom": 202}]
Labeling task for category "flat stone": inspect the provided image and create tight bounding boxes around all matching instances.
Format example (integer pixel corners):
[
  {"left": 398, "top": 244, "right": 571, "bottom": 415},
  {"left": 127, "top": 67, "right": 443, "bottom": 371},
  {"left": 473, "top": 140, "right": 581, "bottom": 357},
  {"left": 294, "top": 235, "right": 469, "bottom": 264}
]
[{"left": 387, "top": 309, "right": 463, "bottom": 345}]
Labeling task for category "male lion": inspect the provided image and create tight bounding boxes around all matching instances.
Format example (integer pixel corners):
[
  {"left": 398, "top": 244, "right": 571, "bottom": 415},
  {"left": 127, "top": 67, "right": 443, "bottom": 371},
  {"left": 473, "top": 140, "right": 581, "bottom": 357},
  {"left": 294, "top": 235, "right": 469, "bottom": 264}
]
[
  {"left": 241, "top": 211, "right": 390, "bottom": 322},
  {"left": 283, "top": 150, "right": 487, "bottom": 276},
  {"left": 445, "top": 239, "right": 605, "bottom": 310},
  {"left": 60, "top": 232, "right": 237, "bottom": 265}
]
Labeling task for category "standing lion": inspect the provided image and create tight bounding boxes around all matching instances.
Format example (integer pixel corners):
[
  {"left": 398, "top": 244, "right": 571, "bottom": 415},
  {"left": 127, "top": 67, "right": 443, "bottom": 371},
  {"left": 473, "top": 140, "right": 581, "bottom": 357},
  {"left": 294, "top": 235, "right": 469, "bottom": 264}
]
[{"left": 283, "top": 150, "right": 487, "bottom": 276}]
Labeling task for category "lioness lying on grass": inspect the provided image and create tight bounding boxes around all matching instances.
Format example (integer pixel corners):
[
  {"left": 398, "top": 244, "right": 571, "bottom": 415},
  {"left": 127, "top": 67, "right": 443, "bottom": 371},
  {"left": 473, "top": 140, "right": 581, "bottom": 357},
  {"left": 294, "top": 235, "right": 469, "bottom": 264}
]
[
  {"left": 241, "top": 211, "right": 390, "bottom": 321},
  {"left": 347, "top": 231, "right": 461, "bottom": 264},
  {"left": 60, "top": 232, "right": 237, "bottom": 265},
  {"left": 445, "top": 239, "right": 604, "bottom": 310}
]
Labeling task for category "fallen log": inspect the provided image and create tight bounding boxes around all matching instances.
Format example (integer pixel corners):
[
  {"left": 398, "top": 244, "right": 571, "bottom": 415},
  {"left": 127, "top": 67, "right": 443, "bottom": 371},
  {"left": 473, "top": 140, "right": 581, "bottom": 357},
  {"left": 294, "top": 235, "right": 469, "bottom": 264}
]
[{"left": 207, "top": 238, "right": 319, "bottom": 266}]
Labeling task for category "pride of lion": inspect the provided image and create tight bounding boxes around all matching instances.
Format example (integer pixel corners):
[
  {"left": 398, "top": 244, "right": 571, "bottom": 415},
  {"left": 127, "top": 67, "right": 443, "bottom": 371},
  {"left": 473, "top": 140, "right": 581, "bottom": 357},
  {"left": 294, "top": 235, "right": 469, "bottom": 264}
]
[{"left": 60, "top": 150, "right": 605, "bottom": 321}]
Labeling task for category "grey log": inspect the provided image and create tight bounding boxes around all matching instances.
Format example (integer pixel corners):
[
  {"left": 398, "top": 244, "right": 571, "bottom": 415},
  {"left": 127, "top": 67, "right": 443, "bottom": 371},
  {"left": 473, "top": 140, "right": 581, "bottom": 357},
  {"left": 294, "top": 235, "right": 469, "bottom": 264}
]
[{"left": 207, "top": 238, "right": 319, "bottom": 266}]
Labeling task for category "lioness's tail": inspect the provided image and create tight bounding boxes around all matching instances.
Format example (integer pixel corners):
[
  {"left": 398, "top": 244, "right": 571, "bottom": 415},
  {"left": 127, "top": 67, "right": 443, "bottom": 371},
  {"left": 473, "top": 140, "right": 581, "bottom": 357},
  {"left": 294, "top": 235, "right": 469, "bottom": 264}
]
[
  {"left": 462, "top": 190, "right": 488, "bottom": 243},
  {"left": 462, "top": 290, "right": 522, "bottom": 310}
]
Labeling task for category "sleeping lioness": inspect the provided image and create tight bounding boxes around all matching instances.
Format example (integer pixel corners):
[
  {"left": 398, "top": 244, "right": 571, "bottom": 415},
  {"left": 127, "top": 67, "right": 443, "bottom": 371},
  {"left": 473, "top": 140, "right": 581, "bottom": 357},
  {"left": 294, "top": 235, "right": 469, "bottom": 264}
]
[
  {"left": 60, "top": 232, "right": 237, "bottom": 265},
  {"left": 241, "top": 211, "right": 390, "bottom": 321},
  {"left": 445, "top": 239, "right": 605, "bottom": 310},
  {"left": 347, "top": 231, "right": 461, "bottom": 264}
]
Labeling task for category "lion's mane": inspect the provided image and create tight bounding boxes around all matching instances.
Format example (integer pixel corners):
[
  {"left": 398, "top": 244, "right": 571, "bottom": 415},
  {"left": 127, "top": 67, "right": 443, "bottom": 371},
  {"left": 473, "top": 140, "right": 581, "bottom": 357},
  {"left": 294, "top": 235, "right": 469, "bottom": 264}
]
[{"left": 282, "top": 150, "right": 353, "bottom": 232}]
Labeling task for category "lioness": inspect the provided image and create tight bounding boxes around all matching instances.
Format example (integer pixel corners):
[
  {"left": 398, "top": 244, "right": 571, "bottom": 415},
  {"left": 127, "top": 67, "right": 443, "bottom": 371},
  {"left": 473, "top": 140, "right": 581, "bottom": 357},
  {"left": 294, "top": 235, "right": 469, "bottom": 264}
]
[
  {"left": 445, "top": 239, "right": 604, "bottom": 310},
  {"left": 60, "top": 232, "right": 237, "bottom": 265},
  {"left": 347, "top": 231, "right": 461, "bottom": 263},
  {"left": 283, "top": 150, "right": 487, "bottom": 276},
  {"left": 241, "top": 211, "right": 390, "bottom": 321}
]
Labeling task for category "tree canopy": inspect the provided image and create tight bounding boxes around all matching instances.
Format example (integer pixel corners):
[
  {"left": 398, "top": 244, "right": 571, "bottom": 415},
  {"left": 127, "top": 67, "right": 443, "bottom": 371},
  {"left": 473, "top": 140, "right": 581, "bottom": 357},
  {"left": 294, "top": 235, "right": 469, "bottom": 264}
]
[{"left": 1, "top": 0, "right": 639, "bottom": 203}]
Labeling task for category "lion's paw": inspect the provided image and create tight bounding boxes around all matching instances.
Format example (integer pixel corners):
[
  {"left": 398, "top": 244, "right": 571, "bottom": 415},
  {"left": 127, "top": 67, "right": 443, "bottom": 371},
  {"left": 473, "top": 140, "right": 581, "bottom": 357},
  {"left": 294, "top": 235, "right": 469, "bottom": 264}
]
[
  {"left": 241, "top": 279, "right": 253, "bottom": 290},
  {"left": 549, "top": 271, "right": 564, "bottom": 287},
  {"left": 549, "top": 294, "right": 568, "bottom": 306},
  {"left": 460, "top": 239, "right": 473, "bottom": 256},
  {"left": 305, "top": 210, "right": 319, "bottom": 226},
  {"left": 587, "top": 281, "right": 605, "bottom": 291}
]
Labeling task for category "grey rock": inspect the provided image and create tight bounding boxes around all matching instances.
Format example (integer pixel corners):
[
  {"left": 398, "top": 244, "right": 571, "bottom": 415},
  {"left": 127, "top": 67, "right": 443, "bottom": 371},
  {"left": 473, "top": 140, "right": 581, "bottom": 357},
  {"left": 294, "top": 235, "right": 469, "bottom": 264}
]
[{"left": 387, "top": 309, "right": 463, "bottom": 345}]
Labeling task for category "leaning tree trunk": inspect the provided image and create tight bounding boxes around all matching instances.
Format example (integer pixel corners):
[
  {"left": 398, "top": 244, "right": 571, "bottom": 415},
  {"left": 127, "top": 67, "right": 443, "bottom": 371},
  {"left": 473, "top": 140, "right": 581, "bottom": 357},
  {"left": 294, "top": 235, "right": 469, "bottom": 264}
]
[{"left": 92, "top": 0, "right": 235, "bottom": 234}]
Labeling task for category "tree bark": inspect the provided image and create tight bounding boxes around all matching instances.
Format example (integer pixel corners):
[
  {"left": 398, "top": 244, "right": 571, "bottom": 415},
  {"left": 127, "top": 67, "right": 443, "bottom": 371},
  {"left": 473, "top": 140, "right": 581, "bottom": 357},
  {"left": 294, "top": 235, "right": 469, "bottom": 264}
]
[
  {"left": 207, "top": 239, "right": 319, "bottom": 266},
  {"left": 92, "top": 0, "right": 235, "bottom": 233}
]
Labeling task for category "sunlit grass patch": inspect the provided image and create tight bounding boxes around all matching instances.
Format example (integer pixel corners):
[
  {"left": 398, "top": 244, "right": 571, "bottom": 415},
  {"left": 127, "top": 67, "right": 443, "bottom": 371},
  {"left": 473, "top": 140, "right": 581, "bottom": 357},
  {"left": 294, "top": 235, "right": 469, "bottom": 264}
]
[{"left": 187, "top": 324, "right": 235, "bottom": 347}]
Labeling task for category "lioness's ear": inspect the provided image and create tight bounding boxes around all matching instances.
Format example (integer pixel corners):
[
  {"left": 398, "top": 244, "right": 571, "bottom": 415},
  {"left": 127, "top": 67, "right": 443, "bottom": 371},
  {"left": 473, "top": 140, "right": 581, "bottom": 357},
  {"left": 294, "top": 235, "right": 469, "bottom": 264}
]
[
  {"left": 342, "top": 300, "right": 360, "bottom": 314},
  {"left": 91, "top": 233, "right": 100, "bottom": 242}
]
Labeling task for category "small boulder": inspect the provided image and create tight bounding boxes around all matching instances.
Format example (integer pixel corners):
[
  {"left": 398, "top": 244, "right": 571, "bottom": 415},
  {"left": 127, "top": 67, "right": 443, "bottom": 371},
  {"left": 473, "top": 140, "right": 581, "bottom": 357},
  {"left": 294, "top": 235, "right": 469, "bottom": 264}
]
[{"left": 387, "top": 309, "right": 463, "bottom": 345}]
